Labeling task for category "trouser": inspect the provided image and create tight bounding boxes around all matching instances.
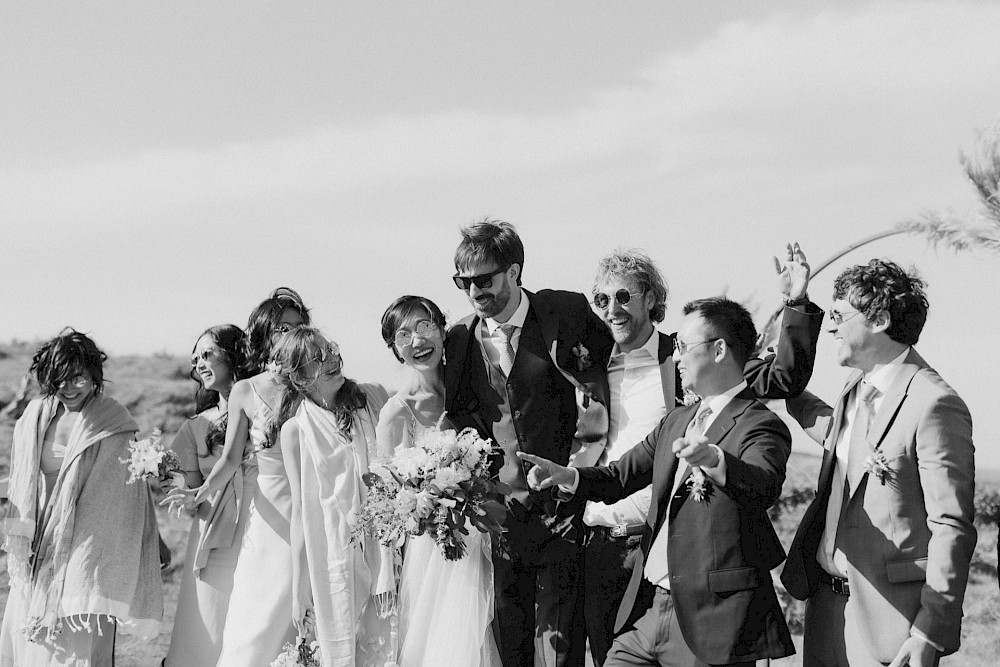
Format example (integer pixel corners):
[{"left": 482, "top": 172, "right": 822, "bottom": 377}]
[{"left": 583, "top": 526, "right": 642, "bottom": 666}]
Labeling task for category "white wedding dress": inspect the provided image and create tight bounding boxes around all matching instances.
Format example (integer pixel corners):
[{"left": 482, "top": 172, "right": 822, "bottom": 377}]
[{"left": 376, "top": 395, "right": 502, "bottom": 667}]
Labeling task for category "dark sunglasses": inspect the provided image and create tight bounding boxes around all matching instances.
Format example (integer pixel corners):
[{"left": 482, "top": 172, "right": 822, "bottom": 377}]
[
  {"left": 452, "top": 264, "right": 511, "bottom": 291},
  {"left": 190, "top": 348, "right": 224, "bottom": 367},
  {"left": 592, "top": 289, "right": 644, "bottom": 310}
]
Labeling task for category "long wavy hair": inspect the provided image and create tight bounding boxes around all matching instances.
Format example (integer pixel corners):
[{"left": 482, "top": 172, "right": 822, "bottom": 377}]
[
  {"left": 189, "top": 324, "right": 247, "bottom": 455},
  {"left": 243, "top": 287, "right": 311, "bottom": 376},
  {"left": 264, "top": 326, "right": 367, "bottom": 448},
  {"left": 31, "top": 327, "right": 108, "bottom": 397}
]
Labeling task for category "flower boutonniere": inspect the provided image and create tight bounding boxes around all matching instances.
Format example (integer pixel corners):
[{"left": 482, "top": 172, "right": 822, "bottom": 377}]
[
  {"left": 863, "top": 450, "right": 893, "bottom": 485},
  {"left": 686, "top": 468, "right": 713, "bottom": 503},
  {"left": 571, "top": 342, "right": 593, "bottom": 372}
]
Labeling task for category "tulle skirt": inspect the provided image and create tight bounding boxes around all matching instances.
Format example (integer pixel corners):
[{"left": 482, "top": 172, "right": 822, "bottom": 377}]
[{"left": 396, "top": 529, "right": 501, "bottom": 667}]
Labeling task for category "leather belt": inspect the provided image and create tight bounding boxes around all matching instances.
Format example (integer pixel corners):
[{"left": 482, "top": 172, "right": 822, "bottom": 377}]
[{"left": 819, "top": 570, "right": 850, "bottom": 596}]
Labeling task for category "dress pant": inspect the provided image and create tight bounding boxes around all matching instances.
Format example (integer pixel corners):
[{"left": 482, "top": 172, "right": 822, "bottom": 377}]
[
  {"left": 583, "top": 526, "right": 642, "bottom": 666},
  {"left": 605, "top": 587, "right": 754, "bottom": 667},
  {"left": 493, "top": 505, "right": 586, "bottom": 667}
]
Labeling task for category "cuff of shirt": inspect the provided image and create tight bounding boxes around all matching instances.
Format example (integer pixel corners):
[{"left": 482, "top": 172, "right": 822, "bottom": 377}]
[
  {"left": 700, "top": 445, "right": 727, "bottom": 486},
  {"left": 910, "top": 629, "right": 944, "bottom": 653},
  {"left": 557, "top": 468, "right": 581, "bottom": 497}
]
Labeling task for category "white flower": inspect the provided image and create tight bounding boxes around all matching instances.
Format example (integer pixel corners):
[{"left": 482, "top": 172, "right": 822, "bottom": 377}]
[
  {"left": 392, "top": 447, "right": 431, "bottom": 480},
  {"left": 431, "top": 465, "right": 471, "bottom": 491},
  {"left": 414, "top": 489, "right": 436, "bottom": 519}
]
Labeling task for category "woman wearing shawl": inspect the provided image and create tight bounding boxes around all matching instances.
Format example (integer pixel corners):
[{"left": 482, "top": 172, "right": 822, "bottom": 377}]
[
  {"left": 375, "top": 297, "right": 501, "bottom": 667},
  {"left": 161, "top": 324, "right": 247, "bottom": 667},
  {"left": 0, "top": 329, "right": 162, "bottom": 667},
  {"left": 273, "top": 327, "right": 393, "bottom": 667},
  {"left": 164, "top": 287, "right": 310, "bottom": 665}
]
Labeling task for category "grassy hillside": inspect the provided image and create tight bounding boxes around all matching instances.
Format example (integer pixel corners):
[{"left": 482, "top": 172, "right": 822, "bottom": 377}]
[{"left": 1, "top": 342, "right": 998, "bottom": 665}]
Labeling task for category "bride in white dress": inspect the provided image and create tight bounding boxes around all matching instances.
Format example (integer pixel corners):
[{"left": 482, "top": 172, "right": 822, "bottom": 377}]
[{"left": 375, "top": 296, "right": 502, "bottom": 667}]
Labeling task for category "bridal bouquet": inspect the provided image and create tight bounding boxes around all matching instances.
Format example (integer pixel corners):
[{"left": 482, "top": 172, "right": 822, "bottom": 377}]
[
  {"left": 120, "top": 428, "right": 184, "bottom": 487},
  {"left": 270, "top": 637, "right": 321, "bottom": 667},
  {"left": 356, "top": 425, "right": 510, "bottom": 561}
]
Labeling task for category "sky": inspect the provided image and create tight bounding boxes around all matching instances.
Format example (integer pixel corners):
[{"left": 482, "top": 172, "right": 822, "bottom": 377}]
[{"left": 2, "top": 1, "right": 999, "bottom": 470}]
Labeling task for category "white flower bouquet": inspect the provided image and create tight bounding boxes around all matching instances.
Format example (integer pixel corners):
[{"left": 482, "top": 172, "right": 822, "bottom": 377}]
[
  {"left": 119, "top": 428, "right": 184, "bottom": 487},
  {"left": 270, "top": 636, "right": 321, "bottom": 667},
  {"left": 355, "top": 425, "right": 511, "bottom": 561}
]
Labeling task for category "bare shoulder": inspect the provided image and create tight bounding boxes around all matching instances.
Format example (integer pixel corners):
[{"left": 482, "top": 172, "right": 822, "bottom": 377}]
[{"left": 376, "top": 393, "right": 408, "bottom": 427}]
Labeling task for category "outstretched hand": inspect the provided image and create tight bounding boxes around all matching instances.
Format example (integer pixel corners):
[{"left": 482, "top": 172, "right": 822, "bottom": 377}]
[
  {"left": 160, "top": 486, "right": 199, "bottom": 518},
  {"left": 672, "top": 433, "right": 718, "bottom": 469},
  {"left": 773, "top": 241, "right": 810, "bottom": 301},
  {"left": 516, "top": 452, "right": 576, "bottom": 491},
  {"left": 887, "top": 635, "right": 938, "bottom": 667}
]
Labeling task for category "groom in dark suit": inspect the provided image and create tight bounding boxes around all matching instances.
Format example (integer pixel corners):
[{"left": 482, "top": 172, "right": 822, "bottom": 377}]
[
  {"left": 520, "top": 297, "right": 796, "bottom": 666},
  {"left": 445, "top": 219, "right": 614, "bottom": 667}
]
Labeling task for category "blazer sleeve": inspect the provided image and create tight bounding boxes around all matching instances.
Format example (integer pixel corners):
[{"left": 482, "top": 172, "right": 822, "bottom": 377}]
[
  {"left": 909, "top": 388, "right": 977, "bottom": 653},
  {"left": 576, "top": 417, "right": 665, "bottom": 503},
  {"left": 718, "top": 412, "right": 791, "bottom": 512},
  {"left": 742, "top": 302, "right": 824, "bottom": 399},
  {"left": 784, "top": 389, "right": 835, "bottom": 447}
]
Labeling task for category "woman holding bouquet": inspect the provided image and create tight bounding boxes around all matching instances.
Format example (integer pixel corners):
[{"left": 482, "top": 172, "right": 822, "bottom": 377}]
[
  {"left": 375, "top": 296, "right": 501, "bottom": 667},
  {"left": 0, "top": 329, "right": 162, "bottom": 666},
  {"left": 162, "top": 324, "right": 247, "bottom": 667},
  {"left": 166, "top": 287, "right": 310, "bottom": 665},
  {"left": 271, "top": 327, "right": 393, "bottom": 666}
]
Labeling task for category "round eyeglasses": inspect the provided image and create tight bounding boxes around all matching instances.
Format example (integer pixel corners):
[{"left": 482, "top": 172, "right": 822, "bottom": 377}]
[{"left": 394, "top": 320, "right": 440, "bottom": 348}]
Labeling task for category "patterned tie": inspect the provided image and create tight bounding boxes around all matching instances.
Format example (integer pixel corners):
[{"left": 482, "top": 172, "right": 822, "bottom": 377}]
[
  {"left": 846, "top": 381, "right": 879, "bottom": 493},
  {"left": 497, "top": 324, "right": 517, "bottom": 376}
]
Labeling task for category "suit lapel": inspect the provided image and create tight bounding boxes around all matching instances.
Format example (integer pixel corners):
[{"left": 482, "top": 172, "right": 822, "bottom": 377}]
[
  {"left": 865, "top": 350, "right": 925, "bottom": 451},
  {"left": 815, "top": 373, "right": 861, "bottom": 495}
]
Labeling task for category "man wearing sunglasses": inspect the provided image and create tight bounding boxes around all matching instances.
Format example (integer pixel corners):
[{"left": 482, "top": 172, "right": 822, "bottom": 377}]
[
  {"left": 580, "top": 245, "right": 824, "bottom": 666},
  {"left": 445, "top": 219, "right": 614, "bottom": 667},
  {"left": 781, "top": 259, "right": 976, "bottom": 667}
]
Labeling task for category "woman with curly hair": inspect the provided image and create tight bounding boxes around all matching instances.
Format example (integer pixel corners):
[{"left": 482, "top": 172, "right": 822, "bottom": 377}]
[
  {"left": 272, "top": 327, "right": 392, "bottom": 666},
  {"left": 166, "top": 287, "right": 310, "bottom": 665},
  {"left": 162, "top": 324, "right": 247, "bottom": 667},
  {"left": 0, "top": 329, "right": 162, "bottom": 666}
]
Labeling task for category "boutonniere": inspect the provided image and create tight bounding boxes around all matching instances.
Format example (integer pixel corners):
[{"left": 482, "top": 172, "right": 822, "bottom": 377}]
[
  {"left": 686, "top": 468, "right": 713, "bottom": 502},
  {"left": 863, "top": 450, "right": 892, "bottom": 485},
  {"left": 571, "top": 342, "right": 593, "bottom": 372}
]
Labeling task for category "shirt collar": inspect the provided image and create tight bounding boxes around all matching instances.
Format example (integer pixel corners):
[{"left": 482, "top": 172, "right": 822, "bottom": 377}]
[
  {"left": 863, "top": 346, "right": 911, "bottom": 395},
  {"left": 700, "top": 379, "right": 748, "bottom": 416},
  {"left": 484, "top": 288, "right": 530, "bottom": 335},
  {"left": 609, "top": 328, "right": 659, "bottom": 365}
]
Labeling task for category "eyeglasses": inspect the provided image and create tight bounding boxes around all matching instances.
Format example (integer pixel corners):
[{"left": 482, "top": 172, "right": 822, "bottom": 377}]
[
  {"left": 272, "top": 322, "right": 298, "bottom": 336},
  {"left": 190, "top": 348, "right": 223, "bottom": 367},
  {"left": 58, "top": 375, "right": 90, "bottom": 390},
  {"left": 394, "top": 320, "right": 440, "bottom": 348},
  {"left": 592, "top": 289, "right": 645, "bottom": 310},
  {"left": 673, "top": 338, "right": 719, "bottom": 355},
  {"left": 452, "top": 264, "right": 511, "bottom": 291},
  {"left": 828, "top": 308, "right": 863, "bottom": 325}
]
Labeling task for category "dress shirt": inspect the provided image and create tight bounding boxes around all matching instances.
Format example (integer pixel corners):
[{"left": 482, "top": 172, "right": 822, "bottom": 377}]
[
  {"left": 584, "top": 331, "right": 667, "bottom": 528},
  {"left": 643, "top": 380, "right": 745, "bottom": 589},
  {"left": 819, "top": 347, "right": 910, "bottom": 578},
  {"left": 480, "top": 289, "right": 530, "bottom": 370}
]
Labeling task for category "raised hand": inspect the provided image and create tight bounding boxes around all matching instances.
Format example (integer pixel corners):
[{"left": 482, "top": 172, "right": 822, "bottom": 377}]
[
  {"left": 516, "top": 452, "right": 576, "bottom": 491},
  {"left": 773, "top": 241, "right": 810, "bottom": 301}
]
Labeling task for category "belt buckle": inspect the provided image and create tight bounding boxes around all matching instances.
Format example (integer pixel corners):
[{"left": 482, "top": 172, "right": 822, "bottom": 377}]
[
  {"left": 831, "top": 577, "right": 850, "bottom": 596},
  {"left": 609, "top": 524, "right": 627, "bottom": 538}
]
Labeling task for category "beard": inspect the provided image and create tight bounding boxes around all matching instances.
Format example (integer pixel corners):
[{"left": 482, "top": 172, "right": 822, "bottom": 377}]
[{"left": 470, "top": 280, "right": 512, "bottom": 319}]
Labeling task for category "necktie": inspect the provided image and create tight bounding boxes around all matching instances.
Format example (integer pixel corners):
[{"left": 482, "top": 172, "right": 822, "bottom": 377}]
[
  {"left": 846, "top": 381, "right": 878, "bottom": 493},
  {"left": 497, "top": 324, "right": 517, "bottom": 376}
]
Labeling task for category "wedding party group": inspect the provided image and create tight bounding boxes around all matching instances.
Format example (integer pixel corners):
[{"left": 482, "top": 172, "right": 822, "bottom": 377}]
[{"left": 0, "top": 219, "right": 977, "bottom": 667}]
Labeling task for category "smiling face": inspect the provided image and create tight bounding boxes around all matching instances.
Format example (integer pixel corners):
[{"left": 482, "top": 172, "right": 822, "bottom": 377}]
[
  {"left": 192, "top": 334, "right": 235, "bottom": 394},
  {"left": 594, "top": 275, "right": 655, "bottom": 353},
  {"left": 56, "top": 367, "right": 96, "bottom": 412},
  {"left": 459, "top": 261, "right": 518, "bottom": 321},
  {"left": 828, "top": 297, "right": 878, "bottom": 372},
  {"left": 673, "top": 313, "right": 719, "bottom": 395},
  {"left": 300, "top": 334, "right": 346, "bottom": 399},
  {"left": 394, "top": 310, "right": 444, "bottom": 372}
]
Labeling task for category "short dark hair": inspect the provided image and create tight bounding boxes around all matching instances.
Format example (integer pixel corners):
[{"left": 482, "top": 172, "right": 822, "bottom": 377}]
[
  {"left": 682, "top": 297, "right": 757, "bottom": 366},
  {"left": 833, "top": 259, "right": 928, "bottom": 346},
  {"left": 380, "top": 296, "right": 447, "bottom": 363},
  {"left": 593, "top": 248, "right": 669, "bottom": 323},
  {"left": 31, "top": 328, "right": 108, "bottom": 396},
  {"left": 244, "top": 287, "right": 311, "bottom": 375},
  {"left": 454, "top": 218, "right": 525, "bottom": 286}
]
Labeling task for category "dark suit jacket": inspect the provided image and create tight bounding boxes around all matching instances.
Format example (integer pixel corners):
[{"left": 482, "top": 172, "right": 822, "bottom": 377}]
[
  {"left": 781, "top": 348, "right": 976, "bottom": 660},
  {"left": 577, "top": 389, "right": 796, "bottom": 664}
]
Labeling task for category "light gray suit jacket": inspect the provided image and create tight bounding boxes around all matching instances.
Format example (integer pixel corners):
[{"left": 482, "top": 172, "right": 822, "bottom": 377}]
[{"left": 782, "top": 348, "right": 976, "bottom": 659}]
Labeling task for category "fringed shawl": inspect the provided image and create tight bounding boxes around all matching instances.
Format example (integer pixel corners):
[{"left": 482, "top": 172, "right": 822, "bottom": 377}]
[{"left": 2, "top": 394, "right": 163, "bottom": 643}]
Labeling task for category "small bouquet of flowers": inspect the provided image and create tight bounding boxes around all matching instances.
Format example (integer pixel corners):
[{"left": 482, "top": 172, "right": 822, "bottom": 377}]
[
  {"left": 355, "top": 424, "right": 510, "bottom": 561},
  {"left": 270, "top": 636, "right": 321, "bottom": 667},
  {"left": 119, "top": 428, "right": 184, "bottom": 488}
]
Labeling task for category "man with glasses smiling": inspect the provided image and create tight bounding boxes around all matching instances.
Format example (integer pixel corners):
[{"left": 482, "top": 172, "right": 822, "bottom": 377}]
[
  {"left": 580, "top": 245, "right": 825, "bottom": 666},
  {"left": 781, "top": 259, "right": 976, "bottom": 667}
]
